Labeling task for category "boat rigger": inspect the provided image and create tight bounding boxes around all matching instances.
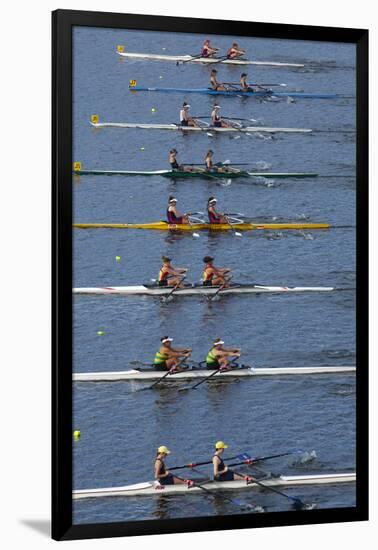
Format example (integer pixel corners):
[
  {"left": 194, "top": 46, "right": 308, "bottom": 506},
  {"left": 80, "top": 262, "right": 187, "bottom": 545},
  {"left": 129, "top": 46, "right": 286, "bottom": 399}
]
[
  {"left": 116, "top": 47, "right": 305, "bottom": 67},
  {"left": 73, "top": 366, "right": 356, "bottom": 382},
  {"left": 73, "top": 221, "right": 330, "bottom": 231},
  {"left": 73, "top": 472, "right": 356, "bottom": 500}
]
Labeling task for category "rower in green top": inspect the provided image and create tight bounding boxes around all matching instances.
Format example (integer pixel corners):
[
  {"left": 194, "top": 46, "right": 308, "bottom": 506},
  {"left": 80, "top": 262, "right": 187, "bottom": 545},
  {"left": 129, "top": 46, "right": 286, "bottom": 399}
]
[
  {"left": 153, "top": 336, "right": 192, "bottom": 371},
  {"left": 206, "top": 338, "right": 241, "bottom": 370}
]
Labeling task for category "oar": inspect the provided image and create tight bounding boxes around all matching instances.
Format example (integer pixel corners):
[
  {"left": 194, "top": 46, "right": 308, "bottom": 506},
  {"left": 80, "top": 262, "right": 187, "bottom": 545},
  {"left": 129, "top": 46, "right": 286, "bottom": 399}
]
[
  {"left": 163, "top": 275, "right": 187, "bottom": 301},
  {"left": 176, "top": 53, "right": 205, "bottom": 66},
  {"left": 178, "top": 366, "right": 223, "bottom": 392},
  {"left": 224, "top": 216, "right": 243, "bottom": 237},
  {"left": 172, "top": 474, "right": 255, "bottom": 511},
  {"left": 167, "top": 449, "right": 304, "bottom": 472},
  {"left": 233, "top": 470, "right": 307, "bottom": 510},
  {"left": 141, "top": 358, "right": 191, "bottom": 391},
  {"left": 205, "top": 55, "right": 229, "bottom": 65}
]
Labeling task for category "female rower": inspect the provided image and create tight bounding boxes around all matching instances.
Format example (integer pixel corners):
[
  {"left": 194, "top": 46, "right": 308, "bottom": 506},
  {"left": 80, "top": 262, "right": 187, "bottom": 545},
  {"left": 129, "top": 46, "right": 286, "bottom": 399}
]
[
  {"left": 203, "top": 256, "right": 231, "bottom": 286},
  {"left": 213, "top": 441, "right": 251, "bottom": 482},
  {"left": 207, "top": 197, "right": 228, "bottom": 223},
  {"left": 210, "top": 69, "right": 227, "bottom": 91},
  {"left": 167, "top": 196, "right": 191, "bottom": 224},
  {"left": 210, "top": 104, "right": 230, "bottom": 128},
  {"left": 179, "top": 102, "right": 198, "bottom": 127},
  {"left": 201, "top": 39, "right": 218, "bottom": 58},
  {"left": 226, "top": 43, "right": 246, "bottom": 59},
  {"left": 158, "top": 256, "right": 187, "bottom": 288},
  {"left": 153, "top": 337, "right": 192, "bottom": 371},
  {"left": 240, "top": 73, "right": 254, "bottom": 92},
  {"left": 169, "top": 149, "right": 193, "bottom": 173},
  {"left": 206, "top": 339, "right": 241, "bottom": 370},
  {"left": 154, "top": 446, "right": 193, "bottom": 486}
]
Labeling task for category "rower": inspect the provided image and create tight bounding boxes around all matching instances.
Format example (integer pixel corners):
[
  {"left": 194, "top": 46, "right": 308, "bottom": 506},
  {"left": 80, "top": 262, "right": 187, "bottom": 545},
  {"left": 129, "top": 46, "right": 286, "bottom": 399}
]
[
  {"left": 169, "top": 150, "right": 193, "bottom": 173},
  {"left": 213, "top": 441, "right": 251, "bottom": 482},
  {"left": 167, "top": 196, "right": 191, "bottom": 224},
  {"left": 210, "top": 104, "right": 230, "bottom": 128},
  {"left": 240, "top": 73, "right": 254, "bottom": 92},
  {"left": 158, "top": 256, "right": 187, "bottom": 288},
  {"left": 210, "top": 69, "right": 226, "bottom": 91},
  {"left": 153, "top": 337, "right": 192, "bottom": 371},
  {"left": 206, "top": 339, "right": 241, "bottom": 370},
  {"left": 207, "top": 197, "right": 228, "bottom": 223},
  {"left": 226, "top": 43, "right": 246, "bottom": 59},
  {"left": 201, "top": 39, "right": 218, "bottom": 58},
  {"left": 203, "top": 255, "right": 231, "bottom": 286},
  {"left": 154, "top": 446, "right": 193, "bottom": 486},
  {"left": 179, "top": 102, "right": 198, "bottom": 127}
]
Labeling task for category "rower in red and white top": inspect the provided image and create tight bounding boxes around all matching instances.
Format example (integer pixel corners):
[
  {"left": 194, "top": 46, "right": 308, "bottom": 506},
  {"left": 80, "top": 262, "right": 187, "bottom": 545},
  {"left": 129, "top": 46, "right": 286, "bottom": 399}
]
[
  {"left": 201, "top": 39, "right": 219, "bottom": 58},
  {"left": 179, "top": 102, "right": 198, "bottom": 127},
  {"left": 166, "top": 196, "right": 191, "bottom": 224},
  {"left": 226, "top": 43, "right": 246, "bottom": 59},
  {"left": 207, "top": 197, "right": 228, "bottom": 223}
]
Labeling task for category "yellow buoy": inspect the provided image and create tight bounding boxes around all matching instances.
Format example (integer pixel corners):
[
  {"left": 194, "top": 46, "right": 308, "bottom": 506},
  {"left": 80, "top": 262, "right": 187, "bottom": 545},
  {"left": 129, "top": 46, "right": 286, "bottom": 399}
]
[
  {"left": 73, "top": 430, "right": 81, "bottom": 439},
  {"left": 140, "top": 147, "right": 145, "bottom": 151},
  {"left": 97, "top": 331, "right": 104, "bottom": 336},
  {"left": 151, "top": 108, "right": 156, "bottom": 112},
  {"left": 116, "top": 256, "right": 121, "bottom": 262}
]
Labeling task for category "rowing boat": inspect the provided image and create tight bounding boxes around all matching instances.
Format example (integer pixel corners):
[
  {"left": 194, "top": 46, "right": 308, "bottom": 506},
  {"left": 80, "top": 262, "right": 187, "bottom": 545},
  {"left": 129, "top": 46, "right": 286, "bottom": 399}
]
[
  {"left": 73, "top": 366, "right": 356, "bottom": 382},
  {"left": 73, "top": 472, "right": 355, "bottom": 499},
  {"left": 116, "top": 49, "right": 304, "bottom": 67},
  {"left": 129, "top": 85, "right": 337, "bottom": 99},
  {"left": 73, "top": 168, "right": 318, "bottom": 179},
  {"left": 73, "top": 221, "right": 330, "bottom": 231},
  {"left": 90, "top": 121, "right": 312, "bottom": 133},
  {"left": 73, "top": 284, "right": 334, "bottom": 296}
]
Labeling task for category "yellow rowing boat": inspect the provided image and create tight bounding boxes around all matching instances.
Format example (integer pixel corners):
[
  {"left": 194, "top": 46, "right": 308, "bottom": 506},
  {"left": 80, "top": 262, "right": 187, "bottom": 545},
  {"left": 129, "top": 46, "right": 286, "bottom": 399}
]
[{"left": 73, "top": 221, "right": 330, "bottom": 231}]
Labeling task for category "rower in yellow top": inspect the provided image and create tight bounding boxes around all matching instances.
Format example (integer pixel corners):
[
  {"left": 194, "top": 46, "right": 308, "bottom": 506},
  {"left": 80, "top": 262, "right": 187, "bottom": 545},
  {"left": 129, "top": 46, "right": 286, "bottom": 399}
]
[
  {"left": 179, "top": 102, "right": 198, "bottom": 127},
  {"left": 213, "top": 441, "right": 251, "bottom": 482},
  {"left": 226, "top": 42, "right": 246, "bottom": 60},
  {"left": 206, "top": 339, "right": 241, "bottom": 370},
  {"left": 153, "top": 336, "right": 192, "bottom": 371},
  {"left": 158, "top": 256, "right": 187, "bottom": 288},
  {"left": 154, "top": 445, "right": 193, "bottom": 486},
  {"left": 203, "top": 256, "right": 232, "bottom": 287}
]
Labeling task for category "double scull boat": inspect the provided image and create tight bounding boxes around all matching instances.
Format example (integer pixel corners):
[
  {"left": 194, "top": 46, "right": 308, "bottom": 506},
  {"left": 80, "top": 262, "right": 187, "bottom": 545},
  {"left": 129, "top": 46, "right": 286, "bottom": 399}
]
[
  {"left": 73, "top": 284, "right": 334, "bottom": 296},
  {"left": 116, "top": 47, "right": 304, "bottom": 68},
  {"left": 129, "top": 85, "right": 337, "bottom": 99},
  {"left": 73, "top": 472, "right": 356, "bottom": 500},
  {"left": 73, "top": 366, "right": 356, "bottom": 382},
  {"left": 90, "top": 119, "right": 312, "bottom": 134},
  {"left": 73, "top": 221, "right": 330, "bottom": 231}
]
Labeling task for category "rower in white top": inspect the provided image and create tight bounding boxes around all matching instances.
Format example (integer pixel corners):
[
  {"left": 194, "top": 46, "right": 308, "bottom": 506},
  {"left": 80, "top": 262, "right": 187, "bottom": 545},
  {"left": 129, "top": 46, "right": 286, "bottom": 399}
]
[{"left": 179, "top": 102, "right": 199, "bottom": 127}]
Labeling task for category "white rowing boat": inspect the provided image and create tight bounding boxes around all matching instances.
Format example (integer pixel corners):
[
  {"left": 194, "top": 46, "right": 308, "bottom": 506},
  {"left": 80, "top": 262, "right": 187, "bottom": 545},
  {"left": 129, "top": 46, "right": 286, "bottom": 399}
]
[
  {"left": 90, "top": 121, "right": 312, "bottom": 133},
  {"left": 73, "top": 284, "right": 334, "bottom": 296},
  {"left": 73, "top": 366, "right": 356, "bottom": 382},
  {"left": 73, "top": 472, "right": 356, "bottom": 499},
  {"left": 116, "top": 49, "right": 304, "bottom": 68}
]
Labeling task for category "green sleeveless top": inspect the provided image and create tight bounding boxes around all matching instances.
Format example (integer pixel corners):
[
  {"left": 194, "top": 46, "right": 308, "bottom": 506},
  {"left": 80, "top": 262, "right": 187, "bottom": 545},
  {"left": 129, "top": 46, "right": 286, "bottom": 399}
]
[
  {"left": 206, "top": 349, "right": 219, "bottom": 366},
  {"left": 154, "top": 350, "right": 169, "bottom": 365}
]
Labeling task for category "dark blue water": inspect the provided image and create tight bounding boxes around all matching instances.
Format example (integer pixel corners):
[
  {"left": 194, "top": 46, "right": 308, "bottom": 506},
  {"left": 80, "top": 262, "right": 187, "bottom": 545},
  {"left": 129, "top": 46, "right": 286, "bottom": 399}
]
[{"left": 72, "top": 27, "right": 356, "bottom": 525}]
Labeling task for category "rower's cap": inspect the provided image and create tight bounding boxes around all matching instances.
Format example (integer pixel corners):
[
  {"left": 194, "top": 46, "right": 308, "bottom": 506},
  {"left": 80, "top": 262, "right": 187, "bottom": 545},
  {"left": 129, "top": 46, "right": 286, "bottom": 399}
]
[
  {"left": 183, "top": 102, "right": 190, "bottom": 108},
  {"left": 169, "top": 196, "right": 178, "bottom": 203},
  {"left": 213, "top": 104, "right": 221, "bottom": 109},
  {"left": 203, "top": 256, "right": 214, "bottom": 263},
  {"left": 208, "top": 197, "right": 217, "bottom": 204},
  {"left": 161, "top": 256, "right": 172, "bottom": 262},
  {"left": 213, "top": 339, "right": 225, "bottom": 346},
  {"left": 158, "top": 445, "right": 171, "bottom": 454},
  {"left": 215, "top": 441, "right": 228, "bottom": 449},
  {"left": 161, "top": 336, "right": 173, "bottom": 343}
]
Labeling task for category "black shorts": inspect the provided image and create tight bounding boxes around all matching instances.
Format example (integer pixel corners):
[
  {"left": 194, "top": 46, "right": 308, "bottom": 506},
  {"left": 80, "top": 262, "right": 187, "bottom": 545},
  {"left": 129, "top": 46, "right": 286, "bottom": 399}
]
[
  {"left": 213, "top": 121, "right": 222, "bottom": 127},
  {"left": 215, "top": 470, "right": 234, "bottom": 482},
  {"left": 160, "top": 473, "right": 174, "bottom": 485},
  {"left": 158, "top": 280, "right": 168, "bottom": 287},
  {"left": 206, "top": 362, "right": 220, "bottom": 370},
  {"left": 180, "top": 120, "right": 189, "bottom": 127},
  {"left": 203, "top": 280, "right": 213, "bottom": 287}
]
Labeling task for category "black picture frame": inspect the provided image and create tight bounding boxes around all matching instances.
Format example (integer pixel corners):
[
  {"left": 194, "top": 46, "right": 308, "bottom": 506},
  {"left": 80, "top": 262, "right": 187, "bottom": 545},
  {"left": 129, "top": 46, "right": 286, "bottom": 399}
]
[{"left": 52, "top": 9, "right": 368, "bottom": 541}]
